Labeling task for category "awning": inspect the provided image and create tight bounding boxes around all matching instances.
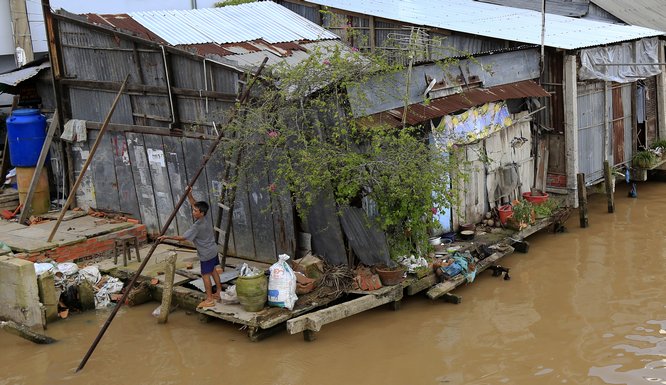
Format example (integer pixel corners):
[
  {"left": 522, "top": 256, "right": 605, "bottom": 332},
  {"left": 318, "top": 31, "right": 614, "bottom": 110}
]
[
  {"left": 0, "top": 62, "right": 50, "bottom": 87},
  {"left": 365, "top": 80, "right": 550, "bottom": 128}
]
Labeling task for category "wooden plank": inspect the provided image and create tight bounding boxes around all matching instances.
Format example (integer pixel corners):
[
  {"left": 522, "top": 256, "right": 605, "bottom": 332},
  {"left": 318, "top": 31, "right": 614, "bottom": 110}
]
[
  {"left": 110, "top": 131, "right": 141, "bottom": 221},
  {"left": 339, "top": 206, "right": 391, "bottom": 266},
  {"left": 535, "top": 135, "right": 549, "bottom": 192},
  {"left": 406, "top": 273, "right": 438, "bottom": 296},
  {"left": 268, "top": 158, "right": 295, "bottom": 257},
  {"left": 286, "top": 285, "right": 404, "bottom": 334},
  {"left": 162, "top": 136, "right": 191, "bottom": 234},
  {"left": 427, "top": 247, "right": 513, "bottom": 299},
  {"left": 126, "top": 133, "right": 160, "bottom": 236},
  {"left": 88, "top": 129, "right": 121, "bottom": 212},
  {"left": 302, "top": 189, "right": 347, "bottom": 266}
]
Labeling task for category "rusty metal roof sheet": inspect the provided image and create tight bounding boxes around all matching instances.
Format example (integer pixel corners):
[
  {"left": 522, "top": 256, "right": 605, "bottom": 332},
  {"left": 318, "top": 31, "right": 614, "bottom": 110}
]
[
  {"left": 301, "top": 0, "right": 663, "bottom": 49},
  {"left": 86, "top": 13, "right": 167, "bottom": 44},
  {"left": 128, "top": 1, "right": 339, "bottom": 45},
  {"left": 369, "top": 80, "right": 550, "bottom": 127}
]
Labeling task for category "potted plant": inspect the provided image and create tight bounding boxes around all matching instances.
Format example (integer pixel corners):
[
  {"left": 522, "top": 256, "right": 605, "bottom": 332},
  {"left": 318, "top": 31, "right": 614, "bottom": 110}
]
[
  {"left": 632, "top": 150, "right": 658, "bottom": 169},
  {"left": 650, "top": 140, "right": 666, "bottom": 160},
  {"left": 508, "top": 199, "right": 534, "bottom": 230}
]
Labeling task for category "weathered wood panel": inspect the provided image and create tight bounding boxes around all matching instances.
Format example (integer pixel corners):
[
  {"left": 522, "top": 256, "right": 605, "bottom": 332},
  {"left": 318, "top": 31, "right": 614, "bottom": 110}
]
[
  {"left": 162, "top": 136, "right": 191, "bottom": 234},
  {"left": 87, "top": 130, "right": 120, "bottom": 212},
  {"left": 144, "top": 135, "right": 177, "bottom": 235},
  {"left": 303, "top": 190, "right": 347, "bottom": 266},
  {"left": 110, "top": 131, "right": 141, "bottom": 220},
  {"left": 70, "top": 143, "right": 96, "bottom": 210},
  {"left": 245, "top": 153, "right": 277, "bottom": 261},
  {"left": 126, "top": 133, "right": 160, "bottom": 235}
]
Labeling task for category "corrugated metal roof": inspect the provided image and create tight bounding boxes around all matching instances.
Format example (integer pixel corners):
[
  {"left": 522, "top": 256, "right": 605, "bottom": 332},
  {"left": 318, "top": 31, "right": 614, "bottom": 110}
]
[
  {"left": 0, "top": 62, "right": 50, "bottom": 87},
  {"left": 129, "top": 1, "right": 339, "bottom": 45},
  {"left": 592, "top": 0, "right": 666, "bottom": 33},
  {"left": 476, "top": 0, "right": 589, "bottom": 17},
  {"left": 369, "top": 80, "right": 550, "bottom": 127},
  {"left": 303, "top": 0, "right": 664, "bottom": 49}
]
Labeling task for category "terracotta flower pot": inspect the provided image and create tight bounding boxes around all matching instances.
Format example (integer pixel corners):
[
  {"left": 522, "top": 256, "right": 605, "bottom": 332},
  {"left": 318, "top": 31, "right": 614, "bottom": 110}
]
[{"left": 375, "top": 266, "right": 405, "bottom": 286}]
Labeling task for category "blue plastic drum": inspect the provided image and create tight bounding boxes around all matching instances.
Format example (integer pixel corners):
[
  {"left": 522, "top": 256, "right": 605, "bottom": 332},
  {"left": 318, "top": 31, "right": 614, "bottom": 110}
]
[{"left": 6, "top": 108, "right": 47, "bottom": 167}]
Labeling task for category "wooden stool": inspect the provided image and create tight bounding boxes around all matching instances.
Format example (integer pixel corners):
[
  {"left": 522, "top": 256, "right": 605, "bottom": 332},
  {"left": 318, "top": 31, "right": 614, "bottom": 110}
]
[{"left": 114, "top": 235, "right": 141, "bottom": 267}]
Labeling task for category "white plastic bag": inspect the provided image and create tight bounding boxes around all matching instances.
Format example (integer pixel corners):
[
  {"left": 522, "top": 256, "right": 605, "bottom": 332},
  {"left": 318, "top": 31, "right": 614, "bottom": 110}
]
[{"left": 267, "top": 254, "right": 298, "bottom": 310}]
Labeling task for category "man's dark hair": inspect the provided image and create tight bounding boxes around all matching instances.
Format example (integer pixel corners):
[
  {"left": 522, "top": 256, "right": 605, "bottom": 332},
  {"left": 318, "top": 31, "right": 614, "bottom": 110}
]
[{"left": 194, "top": 201, "right": 209, "bottom": 216}]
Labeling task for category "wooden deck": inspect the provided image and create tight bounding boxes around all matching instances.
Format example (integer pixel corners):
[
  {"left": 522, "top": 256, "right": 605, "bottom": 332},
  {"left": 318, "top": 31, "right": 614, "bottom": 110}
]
[{"left": 191, "top": 209, "right": 569, "bottom": 341}]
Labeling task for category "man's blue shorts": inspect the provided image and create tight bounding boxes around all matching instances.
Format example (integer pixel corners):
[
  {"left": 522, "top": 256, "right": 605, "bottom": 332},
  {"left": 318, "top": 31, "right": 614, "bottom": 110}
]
[{"left": 200, "top": 258, "right": 219, "bottom": 275}]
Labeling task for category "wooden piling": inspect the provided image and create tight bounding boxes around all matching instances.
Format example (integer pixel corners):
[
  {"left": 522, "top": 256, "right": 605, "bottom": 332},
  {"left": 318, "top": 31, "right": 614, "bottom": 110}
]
[
  {"left": 603, "top": 161, "right": 615, "bottom": 213},
  {"left": 1, "top": 320, "right": 56, "bottom": 344},
  {"left": 157, "top": 252, "right": 177, "bottom": 324},
  {"left": 577, "top": 173, "right": 588, "bottom": 228}
]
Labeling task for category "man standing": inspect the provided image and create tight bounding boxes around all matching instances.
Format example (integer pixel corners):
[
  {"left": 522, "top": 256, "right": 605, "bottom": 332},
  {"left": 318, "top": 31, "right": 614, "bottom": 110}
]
[{"left": 158, "top": 188, "right": 221, "bottom": 308}]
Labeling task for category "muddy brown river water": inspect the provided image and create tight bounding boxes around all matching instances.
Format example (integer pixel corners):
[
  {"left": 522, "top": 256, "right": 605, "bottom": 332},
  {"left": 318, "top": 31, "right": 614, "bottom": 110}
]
[{"left": 2, "top": 182, "right": 666, "bottom": 385}]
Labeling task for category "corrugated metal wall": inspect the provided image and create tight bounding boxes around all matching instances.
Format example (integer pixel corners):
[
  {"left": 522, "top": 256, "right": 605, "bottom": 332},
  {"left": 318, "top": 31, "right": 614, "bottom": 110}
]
[
  {"left": 52, "top": 15, "right": 295, "bottom": 263},
  {"left": 576, "top": 80, "right": 633, "bottom": 184}
]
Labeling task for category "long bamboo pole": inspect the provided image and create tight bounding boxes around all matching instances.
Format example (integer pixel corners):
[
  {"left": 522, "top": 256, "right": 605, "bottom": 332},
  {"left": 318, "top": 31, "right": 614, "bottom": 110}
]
[
  {"left": 76, "top": 57, "right": 268, "bottom": 372},
  {"left": 47, "top": 75, "right": 129, "bottom": 243}
]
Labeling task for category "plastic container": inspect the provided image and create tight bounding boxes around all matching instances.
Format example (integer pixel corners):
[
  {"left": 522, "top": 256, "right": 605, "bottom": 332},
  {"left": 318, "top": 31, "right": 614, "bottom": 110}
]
[
  {"left": 16, "top": 166, "right": 50, "bottom": 215},
  {"left": 522, "top": 192, "right": 549, "bottom": 205},
  {"left": 6, "top": 109, "right": 47, "bottom": 167},
  {"left": 235, "top": 274, "right": 268, "bottom": 312},
  {"left": 498, "top": 204, "right": 513, "bottom": 225}
]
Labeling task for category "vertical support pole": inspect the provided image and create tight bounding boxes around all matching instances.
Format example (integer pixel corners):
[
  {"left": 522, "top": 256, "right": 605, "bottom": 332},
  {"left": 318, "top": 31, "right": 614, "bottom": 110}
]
[
  {"left": 564, "top": 54, "right": 579, "bottom": 207},
  {"left": 577, "top": 173, "right": 588, "bottom": 228},
  {"left": 157, "top": 251, "right": 177, "bottom": 324},
  {"left": 657, "top": 41, "right": 666, "bottom": 141},
  {"left": 603, "top": 160, "right": 614, "bottom": 213}
]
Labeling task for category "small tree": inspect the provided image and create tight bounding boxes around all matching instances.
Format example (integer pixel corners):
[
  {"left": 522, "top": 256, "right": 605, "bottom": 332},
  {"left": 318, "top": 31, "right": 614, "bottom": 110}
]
[{"left": 218, "top": 43, "right": 466, "bottom": 260}]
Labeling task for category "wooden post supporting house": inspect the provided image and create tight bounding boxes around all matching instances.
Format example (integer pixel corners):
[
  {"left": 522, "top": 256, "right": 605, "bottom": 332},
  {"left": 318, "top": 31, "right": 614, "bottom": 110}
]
[
  {"left": 577, "top": 173, "right": 588, "bottom": 228},
  {"left": 564, "top": 55, "right": 579, "bottom": 208},
  {"left": 603, "top": 161, "right": 615, "bottom": 213},
  {"left": 157, "top": 252, "right": 177, "bottom": 324}
]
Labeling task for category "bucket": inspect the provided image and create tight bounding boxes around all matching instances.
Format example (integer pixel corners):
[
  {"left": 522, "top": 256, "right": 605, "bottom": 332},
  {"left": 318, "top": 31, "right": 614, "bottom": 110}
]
[
  {"left": 498, "top": 204, "right": 513, "bottom": 225},
  {"left": 6, "top": 109, "right": 47, "bottom": 167},
  {"left": 16, "top": 166, "right": 50, "bottom": 215},
  {"left": 235, "top": 274, "right": 268, "bottom": 312},
  {"left": 522, "top": 191, "right": 549, "bottom": 205}
]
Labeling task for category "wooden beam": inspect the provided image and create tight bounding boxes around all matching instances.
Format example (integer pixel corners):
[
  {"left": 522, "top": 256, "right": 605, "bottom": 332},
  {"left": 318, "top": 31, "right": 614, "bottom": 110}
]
[
  {"left": 59, "top": 79, "right": 237, "bottom": 101},
  {"left": 0, "top": 96, "right": 19, "bottom": 188},
  {"left": 286, "top": 285, "right": 403, "bottom": 337},
  {"left": 563, "top": 54, "right": 579, "bottom": 207},
  {"left": 0, "top": 320, "right": 56, "bottom": 344}
]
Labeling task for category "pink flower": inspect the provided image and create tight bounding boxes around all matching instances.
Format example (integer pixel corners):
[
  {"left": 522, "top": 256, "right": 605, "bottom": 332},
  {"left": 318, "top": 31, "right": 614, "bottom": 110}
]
[
  {"left": 267, "top": 130, "right": 279, "bottom": 138},
  {"left": 431, "top": 207, "right": 438, "bottom": 215},
  {"left": 268, "top": 183, "right": 277, "bottom": 193},
  {"left": 351, "top": 47, "right": 359, "bottom": 52},
  {"left": 322, "top": 59, "right": 331, "bottom": 66}
]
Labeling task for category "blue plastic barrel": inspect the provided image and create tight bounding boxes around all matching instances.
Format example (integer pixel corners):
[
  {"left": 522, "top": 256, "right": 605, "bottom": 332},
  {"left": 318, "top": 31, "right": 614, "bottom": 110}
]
[{"left": 6, "top": 108, "right": 47, "bottom": 167}]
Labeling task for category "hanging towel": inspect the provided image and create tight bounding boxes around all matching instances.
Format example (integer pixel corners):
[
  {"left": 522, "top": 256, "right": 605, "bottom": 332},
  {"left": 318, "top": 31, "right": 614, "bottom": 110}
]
[{"left": 60, "top": 119, "right": 87, "bottom": 142}]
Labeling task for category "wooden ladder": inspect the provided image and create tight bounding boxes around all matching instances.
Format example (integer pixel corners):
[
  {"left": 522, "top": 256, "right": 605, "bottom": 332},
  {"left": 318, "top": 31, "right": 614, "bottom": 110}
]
[
  {"left": 0, "top": 96, "right": 19, "bottom": 187},
  {"left": 214, "top": 75, "right": 251, "bottom": 269}
]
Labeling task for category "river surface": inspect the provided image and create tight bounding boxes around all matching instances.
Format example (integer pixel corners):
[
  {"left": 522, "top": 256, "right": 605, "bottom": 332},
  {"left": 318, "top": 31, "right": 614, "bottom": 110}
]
[{"left": 2, "top": 182, "right": 666, "bottom": 385}]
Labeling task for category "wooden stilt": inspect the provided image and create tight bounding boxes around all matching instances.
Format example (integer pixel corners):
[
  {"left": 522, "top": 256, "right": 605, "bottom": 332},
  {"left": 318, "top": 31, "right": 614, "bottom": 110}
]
[
  {"left": 603, "top": 161, "right": 615, "bottom": 213},
  {"left": 577, "top": 173, "right": 588, "bottom": 228},
  {"left": 157, "top": 252, "right": 177, "bottom": 324}
]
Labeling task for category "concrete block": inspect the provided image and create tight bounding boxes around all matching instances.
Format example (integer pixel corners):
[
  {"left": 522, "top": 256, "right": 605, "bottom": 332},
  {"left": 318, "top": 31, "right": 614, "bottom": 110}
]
[
  {"left": 36, "top": 272, "right": 59, "bottom": 323},
  {"left": 0, "top": 255, "right": 44, "bottom": 330}
]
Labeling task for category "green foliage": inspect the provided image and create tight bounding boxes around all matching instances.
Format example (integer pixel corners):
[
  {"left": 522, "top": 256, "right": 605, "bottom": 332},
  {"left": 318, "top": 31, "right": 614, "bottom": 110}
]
[
  {"left": 214, "top": 0, "right": 255, "bottom": 7},
  {"left": 632, "top": 150, "right": 658, "bottom": 169},
  {"left": 219, "top": 42, "right": 466, "bottom": 260},
  {"left": 650, "top": 139, "right": 666, "bottom": 150},
  {"left": 510, "top": 199, "right": 534, "bottom": 226}
]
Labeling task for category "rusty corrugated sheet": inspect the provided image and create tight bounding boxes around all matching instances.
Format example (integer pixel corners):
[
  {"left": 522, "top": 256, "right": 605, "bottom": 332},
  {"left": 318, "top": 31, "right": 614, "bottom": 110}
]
[
  {"left": 86, "top": 13, "right": 167, "bottom": 44},
  {"left": 369, "top": 80, "right": 550, "bottom": 127}
]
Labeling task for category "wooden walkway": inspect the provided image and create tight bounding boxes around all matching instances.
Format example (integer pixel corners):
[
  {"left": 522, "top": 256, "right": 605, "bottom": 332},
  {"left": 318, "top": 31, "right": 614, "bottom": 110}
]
[{"left": 192, "top": 209, "right": 570, "bottom": 341}]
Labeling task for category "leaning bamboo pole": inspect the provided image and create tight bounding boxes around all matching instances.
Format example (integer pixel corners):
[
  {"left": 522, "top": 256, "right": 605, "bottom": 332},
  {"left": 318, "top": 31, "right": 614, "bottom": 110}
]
[
  {"left": 47, "top": 76, "right": 129, "bottom": 242},
  {"left": 76, "top": 57, "right": 268, "bottom": 372}
]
